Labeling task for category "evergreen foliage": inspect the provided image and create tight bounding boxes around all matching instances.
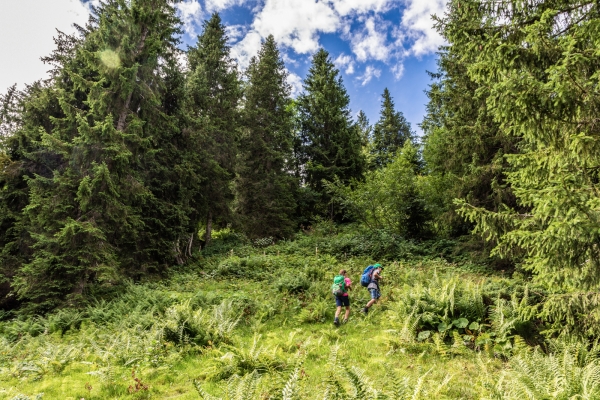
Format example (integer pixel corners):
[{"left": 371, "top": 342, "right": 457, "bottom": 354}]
[
  {"left": 421, "top": 42, "right": 518, "bottom": 236},
  {"left": 235, "top": 35, "right": 297, "bottom": 239},
  {"left": 296, "top": 49, "right": 364, "bottom": 220},
  {"left": 448, "top": 1, "right": 600, "bottom": 296},
  {"left": 0, "top": 82, "right": 62, "bottom": 307},
  {"left": 185, "top": 12, "right": 241, "bottom": 244},
  {"left": 2, "top": 0, "right": 189, "bottom": 309},
  {"left": 371, "top": 88, "right": 412, "bottom": 169}
]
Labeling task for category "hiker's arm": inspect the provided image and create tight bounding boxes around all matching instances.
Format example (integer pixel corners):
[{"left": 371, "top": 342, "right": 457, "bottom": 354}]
[{"left": 374, "top": 271, "right": 382, "bottom": 284}]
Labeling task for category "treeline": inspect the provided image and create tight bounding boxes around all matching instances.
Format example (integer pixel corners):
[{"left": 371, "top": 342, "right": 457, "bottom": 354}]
[
  {"left": 3, "top": 0, "right": 600, "bottom": 335},
  {"left": 0, "top": 0, "right": 413, "bottom": 311}
]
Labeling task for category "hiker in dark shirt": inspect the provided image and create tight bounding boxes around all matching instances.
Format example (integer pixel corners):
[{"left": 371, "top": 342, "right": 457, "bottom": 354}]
[{"left": 362, "top": 264, "right": 383, "bottom": 313}]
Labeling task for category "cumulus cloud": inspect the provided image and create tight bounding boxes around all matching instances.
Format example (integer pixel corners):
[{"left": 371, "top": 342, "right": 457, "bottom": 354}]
[
  {"left": 331, "top": 0, "right": 392, "bottom": 16},
  {"left": 0, "top": 0, "right": 90, "bottom": 91},
  {"left": 358, "top": 65, "right": 381, "bottom": 86},
  {"left": 230, "top": 31, "right": 262, "bottom": 70},
  {"left": 350, "top": 16, "right": 391, "bottom": 62},
  {"left": 400, "top": 0, "right": 447, "bottom": 56},
  {"left": 176, "top": 0, "right": 203, "bottom": 38},
  {"left": 227, "top": 0, "right": 446, "bottom": 82},
  {"left": 286, "top": 71, "right": 303, "bottom": 98},
  {"left": 249, "top": 0, "right": 340, "bottom": 55},
  {"left": 333, "top": 53, "right": 355, "bottom": 75},
  {"left": 225, "top": 24, "right": 248, "bottom": 42},
  {"left": 205, "top": 0, "right": 246, "bottom": 12},
  {"left": 391, "top": 64, "right": 405, "bottom": 80},
  {"left": 232, "top": 0, "right": 400, "bottom": 64}
]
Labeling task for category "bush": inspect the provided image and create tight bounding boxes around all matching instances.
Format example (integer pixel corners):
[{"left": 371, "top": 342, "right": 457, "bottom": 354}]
[
  {"left": 162, "top": 299, "right": 240, "bottom": 347},
  {"left": 274, "top": 273, "right": 310, "bottom": 294}
]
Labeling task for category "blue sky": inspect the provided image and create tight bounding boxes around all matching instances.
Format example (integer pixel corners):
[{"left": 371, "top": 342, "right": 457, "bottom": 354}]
[
  {"left": 0, "top": 0, "right": 447, "bottom": 135},
  {"left": 177, "top": 0, "right": 447, "bottom": 136}
]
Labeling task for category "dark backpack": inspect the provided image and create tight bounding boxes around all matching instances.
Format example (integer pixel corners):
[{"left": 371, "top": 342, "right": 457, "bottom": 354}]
[
  {"left": 331, "top": 275, "right": 346, "bottom": 296},
  {"left": 360, "top": 265, "right": 375, "bottom": 287}
]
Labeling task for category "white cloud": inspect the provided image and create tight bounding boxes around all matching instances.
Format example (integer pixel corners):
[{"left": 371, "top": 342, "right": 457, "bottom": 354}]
[
  {"left": 0, "top": 0, "right": 90, "bottom": 92},
  {"left": 176, "top": 0, "right": 203, "bottom": 38},
  {"left": 225, "top": 24, "right": 247, "bottom": 42},
  {"left": 231, "top": 31, "right": 262, "bottom": 70},
  {"left": 391, "top": 64, "right": 405, "bottom": 80},
  {"left": 331, "top": 0, "right": 392, "bottom": 16},
  {"left": 205, "top": 0, "right": 246, "bottom": 12},
  {"left": 350, "top": 16, "right": 391, "bottom": 62},
  {"left": 231, "top": 0, "right": 399, "bottom": 70},
  {"left": 333, "top": 53, "right": 355, "bottom": 75},
  {"left": 286, "top": 71, "right": 303, "bottom": 98},
  {"left": 250, "top": 0, "right": 340, "bottom": 55},
  {"left": 358, "top": 65, "right": 381, "bottom": 86},
  {"left": 400, "top": 0, "right": 446, "bottom": 56}
]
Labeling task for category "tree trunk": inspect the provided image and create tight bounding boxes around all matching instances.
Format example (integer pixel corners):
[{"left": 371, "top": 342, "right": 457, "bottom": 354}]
[
  {"left": 205, "top": 211, "right": 213, "bottom": 245},
  {"left": 187, "top": 233, "right": 194, "bottom": 257}
]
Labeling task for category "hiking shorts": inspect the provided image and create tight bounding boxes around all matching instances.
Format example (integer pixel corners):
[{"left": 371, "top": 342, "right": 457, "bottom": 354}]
[
  {"left": 369, "top": 288, "right": 381, "bottom": 300},
  {"left": 335, "top": 295, "right": 350, "bottom": 307}
]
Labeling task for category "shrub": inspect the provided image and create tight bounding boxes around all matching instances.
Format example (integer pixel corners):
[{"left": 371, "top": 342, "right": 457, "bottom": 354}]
[
  {"left": 162, "top": 299, "right": 240, "bottom": 347},
  {"left": 275, "top": 273, "right": 310, "bottom": 294}
]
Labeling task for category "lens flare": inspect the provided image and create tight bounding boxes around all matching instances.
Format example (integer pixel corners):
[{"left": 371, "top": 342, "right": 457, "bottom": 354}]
[{"left": 99, "top": 49, "right": 120, "bottom": 69}]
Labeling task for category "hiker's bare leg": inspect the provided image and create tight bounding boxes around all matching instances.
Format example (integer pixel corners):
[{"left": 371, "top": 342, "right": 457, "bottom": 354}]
[
  {"left": 343, "top": 306, "right": 350, "bottom": 321},
  {"left": 335, "top": 306, "right": 342, "bottom": 319},
  {"left": 366, "top": 299, "right": 377, "bottom": 308}
]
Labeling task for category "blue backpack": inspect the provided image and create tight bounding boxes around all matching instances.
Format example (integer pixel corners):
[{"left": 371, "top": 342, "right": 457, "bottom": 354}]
[{"left": 360, "top": 265, "right": 375, "bottom": 287}]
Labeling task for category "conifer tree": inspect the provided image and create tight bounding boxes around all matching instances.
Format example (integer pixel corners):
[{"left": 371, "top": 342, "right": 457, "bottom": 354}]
[
  {"left": 421, "top": 43, "right": 517, "bottom": 236},
  {"left": 235, "top": 35, "right": 297, "bottom": 239},
  {"left": 186, "top": 13, "right": 241, "bottom": 244},
  {"left": 356, "top": 110, "right": 372, "bottom": 148},
  {"left": 13, "top": 0, "right": 183, "bottom": 308},
  {"left": 297, "top": 49, "right": 364, "bottom": 220},
  {"left": 0, "top": 82, "right": 63, "bottom": 306},
  {"left": 446, "top": 0, "right": 600, "bottom": 329},
  {"left": 371, "top": 88, "right": 412, "bottom": 168}
]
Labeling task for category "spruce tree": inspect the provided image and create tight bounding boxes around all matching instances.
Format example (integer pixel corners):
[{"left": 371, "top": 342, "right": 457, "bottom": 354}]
[
  {"left": 371, "top": 88, "right": 412, "bottom": 168},
  {"left": 235, "top": 35, "right": 297, "bottom": 239},
  {"left": 444, "top": 0, "right": 600, "bottom": 335},
  {"left": 186, "top": 13, "right": 241, "bottom": 244},
  {"left": 297, "top": 49, "right": 364, "bottom": 220},
  {"left": 13, "top": 0, "right": 182, "bottom": 308},
  {"left": 356, "top": 110, "right": 372, "bottom": 148},
  {"left": 421, "top": 43, "right": 518, "bottom": 237}
]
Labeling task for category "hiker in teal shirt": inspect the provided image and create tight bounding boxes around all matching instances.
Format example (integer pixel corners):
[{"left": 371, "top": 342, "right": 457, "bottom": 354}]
[{"left": 332, "top": 269, "right": 352, "bottom": 326}]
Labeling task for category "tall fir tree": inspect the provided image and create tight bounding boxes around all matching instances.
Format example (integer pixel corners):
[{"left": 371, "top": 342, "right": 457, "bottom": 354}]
[
  {"left": 355, "top": 110, "right": 372, "bottom": 149},
  {"left": 0, "top": 82, "right": 64, "bottom": 308},
  {"left": 186, "top": 13, "right": 241, "bottom": 244},
  {"left": 297, "top": 49, "right": 364, "bottom": 220},
  {"left": 444, "top": 0, "right": 600, "bottom": 335},
  {"left": 235, "top": 35, "right": 297, "bottom": 239},
  {"left": 421, "top": 43, "right": 518, "bottom": 237},
  {"left": 371, "top": 88, "right": 412, "bottom": 168},
  {"left": 11, "top": 0, "right": 184, "bottom": 309}
]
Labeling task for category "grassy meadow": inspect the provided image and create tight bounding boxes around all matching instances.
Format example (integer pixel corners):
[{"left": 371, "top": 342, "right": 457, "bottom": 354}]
[{"left": 1, "top": 227, "right": 598, "bottom": 399}]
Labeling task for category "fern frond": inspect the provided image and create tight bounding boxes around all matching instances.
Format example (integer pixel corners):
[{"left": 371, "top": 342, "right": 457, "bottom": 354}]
[
  {"left": 194, "top": 379, "right": 221, "bottom": 400},
  {"left": 282, "top": 366, "right": 301, "bottom": 400},
  {"left": 410, "top": 368, "right": 431, "bottom": 400}
]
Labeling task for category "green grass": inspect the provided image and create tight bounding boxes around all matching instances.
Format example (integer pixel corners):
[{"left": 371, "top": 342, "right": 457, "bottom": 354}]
[{"left": 1, "top": 231, "right": 599, "bottom": 399}]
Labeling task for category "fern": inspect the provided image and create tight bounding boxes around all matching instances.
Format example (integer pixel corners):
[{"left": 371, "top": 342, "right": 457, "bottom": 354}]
[
  {"left": 497, "top": 338, "right": 600, "bottom": 399},
  {"left": 282, "top": 366, "right": 301, "bottom": 400},
  {"left": 194, "top": 371, "right": 261, "bottom": 400}
]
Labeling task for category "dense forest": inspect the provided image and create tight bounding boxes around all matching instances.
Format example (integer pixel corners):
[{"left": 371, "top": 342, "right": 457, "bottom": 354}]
[{"left": 2, "top": 0, "right": 600, "bottom": 398}]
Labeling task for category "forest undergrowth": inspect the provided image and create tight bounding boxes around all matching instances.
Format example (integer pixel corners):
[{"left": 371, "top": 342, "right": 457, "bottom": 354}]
[{"left": 1, "top": 226, "right": 599, "bottom": 400}]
